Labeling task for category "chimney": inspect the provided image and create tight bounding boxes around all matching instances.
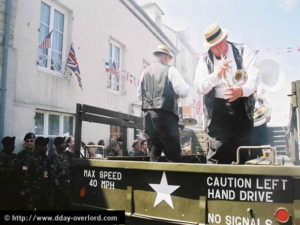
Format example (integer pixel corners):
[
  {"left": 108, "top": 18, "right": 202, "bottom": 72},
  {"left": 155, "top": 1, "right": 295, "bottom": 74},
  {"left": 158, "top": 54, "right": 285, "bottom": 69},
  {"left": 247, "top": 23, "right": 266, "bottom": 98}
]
[{"left": 141, "top": 2, "right": 164, "bottom": 27}]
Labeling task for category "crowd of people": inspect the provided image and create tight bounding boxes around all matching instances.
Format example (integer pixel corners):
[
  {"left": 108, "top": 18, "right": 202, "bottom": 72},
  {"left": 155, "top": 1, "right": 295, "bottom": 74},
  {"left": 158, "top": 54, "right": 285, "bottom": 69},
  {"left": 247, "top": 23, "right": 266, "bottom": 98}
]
[
  {"left": 0, "top": 133, "right": 72, "bottom": 210},
  {"left": 0, "top": 132, "right": 149, "bottom": 210}
]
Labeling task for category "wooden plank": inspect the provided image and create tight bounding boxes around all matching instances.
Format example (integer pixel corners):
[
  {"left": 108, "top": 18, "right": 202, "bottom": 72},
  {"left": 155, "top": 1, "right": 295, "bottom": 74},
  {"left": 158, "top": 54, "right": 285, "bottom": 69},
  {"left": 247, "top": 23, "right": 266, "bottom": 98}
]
[
  {"left": 81, "top": 113, "right": 143, "bottom": 130},
  {"left": 74, "top": 104, "right": 83, "bottom": 158},
  {"left": 295, "top": 81, "right": 300, "bottom": 163},
  {"left": 296, "top": 81, "right": 300, "bottom": 107},
  {"left": 82, "top": 104, "right": 143, "bottom": 123}
]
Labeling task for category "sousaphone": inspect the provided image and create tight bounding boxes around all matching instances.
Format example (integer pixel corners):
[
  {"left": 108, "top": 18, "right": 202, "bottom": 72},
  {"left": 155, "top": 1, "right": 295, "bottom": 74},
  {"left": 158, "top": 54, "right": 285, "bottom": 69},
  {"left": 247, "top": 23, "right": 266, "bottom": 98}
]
[
  {"left": 258, "top": 59, "right": 285, "bottom": 93},
  {"left": 254, "top": 59, "right": 285, "bottom": 126}
]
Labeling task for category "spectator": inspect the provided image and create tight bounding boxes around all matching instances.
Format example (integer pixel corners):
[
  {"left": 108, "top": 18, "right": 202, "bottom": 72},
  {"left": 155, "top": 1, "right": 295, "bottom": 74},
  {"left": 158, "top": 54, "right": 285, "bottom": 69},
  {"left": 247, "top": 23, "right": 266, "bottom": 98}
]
[
  {"left": 107, "top": 141, "right": 121, "bottom": 156},
  {"left": 96, "top": 139, "right": 105, "bottom": 155},
  {"left": 132, "top": 140, "right": 145, "bottom": 156},
  {"left": 80, "top": 141, "right": 89, "bottom": 158},
  {"left": 64, "top": 136, "right": 74, "bottom": 160},
  {"left": 117, "top": 137, "right": 130, "bottom": 156},
  {"left": 87, "top": 142, "right": 102, "bottom": 158},
  {"left": 140, "top": 140, "right": 149, "bottom": 156},
  {"left": 105, "top": 137, "right": 117, "bottom": 157}
]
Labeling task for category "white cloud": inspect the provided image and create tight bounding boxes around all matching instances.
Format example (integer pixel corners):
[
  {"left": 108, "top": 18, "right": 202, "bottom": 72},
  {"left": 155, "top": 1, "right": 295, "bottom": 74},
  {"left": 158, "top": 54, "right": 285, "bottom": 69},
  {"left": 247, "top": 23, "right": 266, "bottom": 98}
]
[{"left": 277, "top": 0, "right": 297, "bottom": 11}]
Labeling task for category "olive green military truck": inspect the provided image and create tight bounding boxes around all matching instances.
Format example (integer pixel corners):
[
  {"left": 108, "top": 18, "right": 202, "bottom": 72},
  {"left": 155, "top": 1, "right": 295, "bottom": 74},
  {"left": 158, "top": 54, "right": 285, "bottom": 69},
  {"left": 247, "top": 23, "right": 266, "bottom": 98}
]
[{"left": 71, "top": 81, "right": 300, "bottom": 225}]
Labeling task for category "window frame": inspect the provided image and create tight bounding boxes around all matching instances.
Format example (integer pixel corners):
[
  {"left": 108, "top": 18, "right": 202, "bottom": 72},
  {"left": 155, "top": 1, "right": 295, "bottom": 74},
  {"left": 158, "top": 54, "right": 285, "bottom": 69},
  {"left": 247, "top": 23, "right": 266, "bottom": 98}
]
[
  {"left": 107, "top": 39, "right": 122, "bottom": 95},
  {"left": 35, "top": 110, "right": 75, "bottom": 137},
  {"left": 37, "top": 0, "right": 68, "bottom": 77}
]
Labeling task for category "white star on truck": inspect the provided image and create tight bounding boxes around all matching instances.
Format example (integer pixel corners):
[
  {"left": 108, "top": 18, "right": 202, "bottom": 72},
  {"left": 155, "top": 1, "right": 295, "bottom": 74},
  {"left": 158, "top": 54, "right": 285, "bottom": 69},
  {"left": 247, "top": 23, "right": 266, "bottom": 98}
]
[{"left": 149, "top": 172, "right": 180, "bottom": 209}]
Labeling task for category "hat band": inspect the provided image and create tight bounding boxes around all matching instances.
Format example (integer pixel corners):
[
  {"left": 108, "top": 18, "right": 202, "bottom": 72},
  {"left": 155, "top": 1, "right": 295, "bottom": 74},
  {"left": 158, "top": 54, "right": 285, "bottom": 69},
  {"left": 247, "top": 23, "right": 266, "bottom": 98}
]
[{"left": 206, "top": 28, "right": 222, "bottom": 42}]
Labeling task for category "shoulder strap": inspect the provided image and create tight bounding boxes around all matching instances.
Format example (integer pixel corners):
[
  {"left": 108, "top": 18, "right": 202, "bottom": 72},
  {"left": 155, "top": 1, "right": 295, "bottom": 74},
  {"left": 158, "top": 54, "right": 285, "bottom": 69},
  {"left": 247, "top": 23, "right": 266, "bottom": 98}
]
[
  {"left": 228, "top": 41, "right": 244, "bottom": 70},
  {"left": 203, "top": 50, "right": 214, "bottom": 74}
]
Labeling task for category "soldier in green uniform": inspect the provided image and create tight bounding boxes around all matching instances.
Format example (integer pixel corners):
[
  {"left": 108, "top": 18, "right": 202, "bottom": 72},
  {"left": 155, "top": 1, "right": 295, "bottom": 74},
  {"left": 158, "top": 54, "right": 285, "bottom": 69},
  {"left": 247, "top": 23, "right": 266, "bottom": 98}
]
[
  {"left": 17, "top": 132, "right": 35, "bottom": 209},
  {"left": 25, "top": 137, "right": 51, "bottom": 210},
  {"left": 48, "top": 136, "right": 71, "bottom": 209},
  {"left": 0, "top": 136, "right": 19, "bottom": 209},
  {"left": 17, "top": 132, "right": 35, "bottom": 171}
]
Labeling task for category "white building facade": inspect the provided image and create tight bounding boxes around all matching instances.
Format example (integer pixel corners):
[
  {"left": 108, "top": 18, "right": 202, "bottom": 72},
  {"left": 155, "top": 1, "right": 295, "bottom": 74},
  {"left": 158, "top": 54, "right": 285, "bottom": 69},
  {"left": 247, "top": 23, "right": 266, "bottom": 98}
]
[{"left": 1, "top": 0, "right": 179, "bottom": 150}]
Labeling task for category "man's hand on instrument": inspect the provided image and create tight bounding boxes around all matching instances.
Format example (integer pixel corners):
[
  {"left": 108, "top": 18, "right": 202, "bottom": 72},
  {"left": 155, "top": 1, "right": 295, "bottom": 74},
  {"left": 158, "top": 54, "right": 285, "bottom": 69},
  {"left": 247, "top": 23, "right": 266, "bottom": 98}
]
[
  {"left": 216, "top": 59, "right": 232, "bottom": 79},
  {"left": 225, "top": 86, "right": 243, "bottom": 102}
]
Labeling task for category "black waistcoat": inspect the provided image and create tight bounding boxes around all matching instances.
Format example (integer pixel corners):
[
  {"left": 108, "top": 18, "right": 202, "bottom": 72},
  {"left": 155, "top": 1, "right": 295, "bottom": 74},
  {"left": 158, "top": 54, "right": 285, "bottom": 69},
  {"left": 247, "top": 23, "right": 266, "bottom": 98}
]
[{"left": 141, "top": 61, "right": 178, "bottom": 117}]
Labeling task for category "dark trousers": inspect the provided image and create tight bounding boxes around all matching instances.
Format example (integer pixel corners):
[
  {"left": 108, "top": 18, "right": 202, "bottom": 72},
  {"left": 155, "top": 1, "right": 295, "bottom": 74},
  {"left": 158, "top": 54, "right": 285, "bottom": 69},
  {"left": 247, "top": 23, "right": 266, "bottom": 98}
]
[
  {"left": 207, "top": 98, "right": 253, "bottom": 164},
  {"left": 144, "top": 110, "right": 181, "bottom": 162}
]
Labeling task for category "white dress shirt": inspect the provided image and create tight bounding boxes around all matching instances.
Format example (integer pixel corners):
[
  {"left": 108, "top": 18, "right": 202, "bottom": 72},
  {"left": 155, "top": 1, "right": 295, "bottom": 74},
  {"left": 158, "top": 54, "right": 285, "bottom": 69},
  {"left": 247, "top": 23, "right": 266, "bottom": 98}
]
[
  {"left": 194, "top": 44, "right": 259, "bottom": 98},
  {"left": 137, "top": 65, "right": 189, "bottom": 100}
]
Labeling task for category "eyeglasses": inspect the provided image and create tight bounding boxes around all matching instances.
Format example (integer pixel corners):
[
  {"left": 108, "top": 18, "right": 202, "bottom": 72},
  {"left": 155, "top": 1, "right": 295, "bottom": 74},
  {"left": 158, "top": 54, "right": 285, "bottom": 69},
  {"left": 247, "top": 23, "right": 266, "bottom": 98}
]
[{"left": 26, "top": 140, "right": 34, "bottom": 143}]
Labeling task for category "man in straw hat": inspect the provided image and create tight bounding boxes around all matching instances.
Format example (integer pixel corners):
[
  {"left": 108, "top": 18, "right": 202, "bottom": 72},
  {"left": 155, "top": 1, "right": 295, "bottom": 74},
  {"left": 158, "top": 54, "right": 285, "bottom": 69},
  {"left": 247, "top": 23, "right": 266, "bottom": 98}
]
[
  {"left": 138, "top": 44, "right": 189, "bottom": 162},
  {"left": 194, "top": 23, "right": 259, "bottom": 164}
]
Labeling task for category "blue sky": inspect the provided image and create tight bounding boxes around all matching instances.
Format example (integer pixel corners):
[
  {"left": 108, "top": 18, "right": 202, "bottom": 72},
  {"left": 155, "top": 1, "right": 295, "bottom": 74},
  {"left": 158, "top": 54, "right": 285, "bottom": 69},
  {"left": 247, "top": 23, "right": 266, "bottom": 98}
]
[{"left": 153, "top": 0, "right": 300, "bottom": 126}]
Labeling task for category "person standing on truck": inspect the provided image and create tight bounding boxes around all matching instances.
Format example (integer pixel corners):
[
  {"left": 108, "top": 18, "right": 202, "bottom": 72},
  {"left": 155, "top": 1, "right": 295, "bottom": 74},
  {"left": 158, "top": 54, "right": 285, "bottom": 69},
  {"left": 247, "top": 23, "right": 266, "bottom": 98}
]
[
  {"left": 138, "top": 44, "right": 189, "bottom": 162},
  {"left": 194, "top": 23, "right": 259, "bottom": 164}
]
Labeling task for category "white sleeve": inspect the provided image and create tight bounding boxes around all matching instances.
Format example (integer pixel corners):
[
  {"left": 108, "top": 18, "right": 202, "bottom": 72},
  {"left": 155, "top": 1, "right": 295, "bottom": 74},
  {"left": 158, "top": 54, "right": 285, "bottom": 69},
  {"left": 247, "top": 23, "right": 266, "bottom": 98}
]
[
  {"left": 168, "top": 66, "right": 189, "bottom": 98},
  {"left": 242, "top": 45, "right": 259, "bottom": 97},
  {"left": 137, "top": 71, "right": 144, "bottom": 101},
  {"left": 194, "top": 56, "right": 220, "bottom": 95}
]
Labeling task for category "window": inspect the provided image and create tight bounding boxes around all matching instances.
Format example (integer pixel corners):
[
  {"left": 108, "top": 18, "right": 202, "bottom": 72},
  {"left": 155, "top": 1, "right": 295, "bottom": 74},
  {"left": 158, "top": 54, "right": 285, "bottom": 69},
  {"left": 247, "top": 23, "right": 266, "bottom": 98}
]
[
  {"left": 34, "top": 110, "right": 74, "bottom": 136},
  {"left": 37, "top": 1, "right": 67, "bottom": 75},
  {"left": 107, "top": 40, "right": 122, "bottom": 94}
]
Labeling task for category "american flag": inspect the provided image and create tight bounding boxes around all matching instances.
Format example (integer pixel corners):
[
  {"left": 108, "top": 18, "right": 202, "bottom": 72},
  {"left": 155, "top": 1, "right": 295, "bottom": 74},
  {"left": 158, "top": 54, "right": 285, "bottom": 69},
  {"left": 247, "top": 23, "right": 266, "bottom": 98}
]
[
  {"left": 39, "top": 30, "right": 53, "bottom": 49},
  {"left": 67, "top": 44, "right": 82, "bottom": 90},
  {"left": 110, "top": 62, "right": 119, "bottom": 76}
]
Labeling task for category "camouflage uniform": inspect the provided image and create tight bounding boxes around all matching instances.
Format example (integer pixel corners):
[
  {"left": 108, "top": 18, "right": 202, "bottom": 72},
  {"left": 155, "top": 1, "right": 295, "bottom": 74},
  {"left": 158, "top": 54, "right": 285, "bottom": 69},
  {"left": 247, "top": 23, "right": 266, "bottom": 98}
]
[
  {"left": 24, "top": 137, "right": 52, "bottom": 210},
  {"left": 0, "top": 150, "right": 20, "bottom": 209},
  {"left": 48, "top": 151, "right": 71, "bottom": 209},
  {"left": 17, "top": 148, "right": 34, "bottom": 170},
  {"left": 25, "top": 155, "right": 52, "bottom": 210},
  {"left": 17, "top": 148, "right": 34, "bottom": 209}
]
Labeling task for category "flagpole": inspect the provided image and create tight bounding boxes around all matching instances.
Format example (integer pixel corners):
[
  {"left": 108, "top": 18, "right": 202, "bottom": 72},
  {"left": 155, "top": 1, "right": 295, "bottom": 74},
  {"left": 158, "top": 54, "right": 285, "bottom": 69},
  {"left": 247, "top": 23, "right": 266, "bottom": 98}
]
[{"left": 63, "top": 42, "right": 73, "bottom": 76}]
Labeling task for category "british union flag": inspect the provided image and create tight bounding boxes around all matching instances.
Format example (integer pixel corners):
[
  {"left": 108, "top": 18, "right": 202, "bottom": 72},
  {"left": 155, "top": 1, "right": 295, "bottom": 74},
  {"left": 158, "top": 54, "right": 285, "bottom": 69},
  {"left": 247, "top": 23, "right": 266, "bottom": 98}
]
[{"left": 67, "top": 44, "right": 82, "bottom": 90}]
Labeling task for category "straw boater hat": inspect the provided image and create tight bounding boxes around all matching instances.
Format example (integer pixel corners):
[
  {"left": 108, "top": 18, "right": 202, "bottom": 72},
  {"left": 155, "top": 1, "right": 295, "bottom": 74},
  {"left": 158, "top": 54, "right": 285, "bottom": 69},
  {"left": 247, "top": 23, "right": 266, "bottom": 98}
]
[
  {"left": 153, "top": 44, "right": 173, "bottom": 59},
  {"left": 203, "top": 23, "right": 228, "bottom": 48}
]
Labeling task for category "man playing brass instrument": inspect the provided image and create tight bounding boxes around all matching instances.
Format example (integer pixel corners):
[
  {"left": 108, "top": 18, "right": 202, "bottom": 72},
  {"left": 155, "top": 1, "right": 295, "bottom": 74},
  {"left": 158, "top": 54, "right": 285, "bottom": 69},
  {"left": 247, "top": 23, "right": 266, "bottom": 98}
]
[{"left": 194, "top": 23, "right": 259, "bottom": 164}]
